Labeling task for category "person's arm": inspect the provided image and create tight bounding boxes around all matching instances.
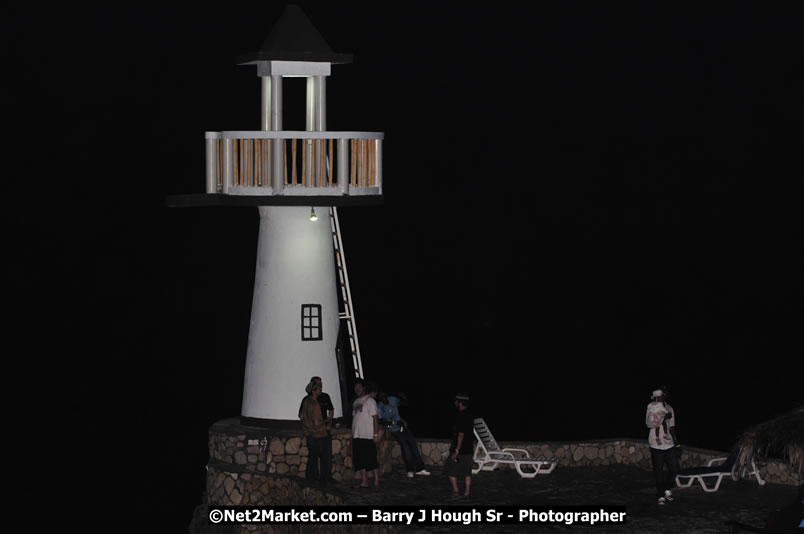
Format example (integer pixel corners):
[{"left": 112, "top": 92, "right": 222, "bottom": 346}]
[
  {"left": 668, "top": 408, "right": 679, "bottom": 443},
  {"left": 452, "top": 432, "right": 464, "bottom": 459},
  {"left": 372, "top": 413, "right": 380, "bottom": 441},
  {"left": 313, "top": 405, "right": 324, "bottom": 430}
]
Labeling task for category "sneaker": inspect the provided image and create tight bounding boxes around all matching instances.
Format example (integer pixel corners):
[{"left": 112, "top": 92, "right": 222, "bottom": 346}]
[
  {"left": 407, "top": 472, "right": 414, "bottom": 478},
  {"left": 664, "top": 490, "right": 674, "bottom": 502},
  {"left": 657, "top": 497, "right": 666, "bottom": 505},
  {"left": 415, "top": 469, "right": 431, "bottom": 476}
]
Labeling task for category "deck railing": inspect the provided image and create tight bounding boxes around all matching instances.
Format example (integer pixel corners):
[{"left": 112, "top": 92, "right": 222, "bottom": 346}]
[{"left": 205, "top": 131, "right": 383, "bottom": 196}]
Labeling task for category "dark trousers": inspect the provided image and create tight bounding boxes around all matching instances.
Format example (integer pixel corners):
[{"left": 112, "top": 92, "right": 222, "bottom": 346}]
[
  {"left": 391, "top": 427, "right": 425, "bottom": 472},
  {"left": 650, "top": 447, "right": 679, "bottom": 497},
  {"left": 306, "top": 436, "right": 331, "bottom": 482}
]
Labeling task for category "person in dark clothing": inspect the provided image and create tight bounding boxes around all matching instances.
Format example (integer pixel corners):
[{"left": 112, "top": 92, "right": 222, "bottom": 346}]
[
  {"left": 298, "top": 376, "right": 335, "bottom": 427},
  {"left": 300, "top": 379, "right": 331, "bottom": 483},
  {"left": 445, "top": 392, "right": 474, "bottom": 498},
  {"left": 299, "top": 376, "right": 335, "bottom": 483},
  {"left": 377, "top": 391, "right": 431, "bottom": 477}
]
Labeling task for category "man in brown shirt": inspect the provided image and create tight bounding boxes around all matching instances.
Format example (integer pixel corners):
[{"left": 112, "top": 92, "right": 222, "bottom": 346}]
[{"left": 300, "top": 380, "right": 331, "bottom": 483}]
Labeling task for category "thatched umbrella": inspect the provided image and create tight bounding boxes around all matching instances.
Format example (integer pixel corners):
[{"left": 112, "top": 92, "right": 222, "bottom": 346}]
[{"left": 736, "top": 406, "right": 804, "bottom": 478}]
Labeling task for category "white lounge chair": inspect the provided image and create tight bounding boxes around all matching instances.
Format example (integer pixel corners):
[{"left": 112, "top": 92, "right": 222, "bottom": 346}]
[
  {"left": 675, "top": 450, "right": 765, "bottom": 493},
  {"left": 472, "top": 418, "right": 557, "bottom": 478}
]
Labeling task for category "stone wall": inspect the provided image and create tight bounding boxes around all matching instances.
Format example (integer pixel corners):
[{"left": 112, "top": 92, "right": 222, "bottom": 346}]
[
  {"left": 197, "top": 419, "right": 397, "bottom": 534},
  {"left": 207, "top": 419, "right": 356, "bottom": 484},
  {"left": 413, "top": 436, "right": 800, "bottom": 487},
  {"left": 205, "top": 418, "right": 448, "bottom": 492},
  {"left": 198, "top": 418, "right": 799, "bottom": 533}
]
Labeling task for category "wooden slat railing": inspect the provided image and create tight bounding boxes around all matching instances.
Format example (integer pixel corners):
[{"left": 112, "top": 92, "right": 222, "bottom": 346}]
[{"left": 205, "top": 131, "right": 383, "bottom": 196}]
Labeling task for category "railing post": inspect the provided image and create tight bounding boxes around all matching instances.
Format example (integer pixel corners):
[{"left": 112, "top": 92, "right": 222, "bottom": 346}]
[
  {"left": 205, "top": 132, "right": 219, "bottom": 193},
  {"left": 375, "top": 139, "right": 382, "bottom": 194},
  {"left": 338, "top": 138, "right": 349, "bottom": 195},
  {"left": 272, "top": 137, "right": 284, "bottom": 193},
  {"left": 222, "top": 137, "right": 233, "bottom": 194}
]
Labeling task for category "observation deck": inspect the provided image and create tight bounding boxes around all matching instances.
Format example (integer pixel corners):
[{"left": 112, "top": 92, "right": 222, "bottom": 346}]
[{"left": 168, "top": 130, "right": 383, "bottom": 208}]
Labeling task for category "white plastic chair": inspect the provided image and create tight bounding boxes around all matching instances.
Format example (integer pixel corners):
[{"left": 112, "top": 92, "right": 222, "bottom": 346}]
[
  {"left": 675, "top": 450, "right": 765, "bottom": 492},
  {"left": 472, "top": 418, "right": 557, "bottom": 478}
]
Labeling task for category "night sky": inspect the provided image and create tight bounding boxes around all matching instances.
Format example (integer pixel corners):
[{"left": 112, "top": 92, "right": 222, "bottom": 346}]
[{"left": 7, "top": 2, "right": 802, "bottom": 531}]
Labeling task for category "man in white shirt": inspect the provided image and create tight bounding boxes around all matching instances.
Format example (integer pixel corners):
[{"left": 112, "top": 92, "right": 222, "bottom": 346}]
[
  {"left": 646, "top": 388, "right": 680, "bottom": 505},
  {"left": 350, "top": 379, "right": 380, "bottom": 488}
]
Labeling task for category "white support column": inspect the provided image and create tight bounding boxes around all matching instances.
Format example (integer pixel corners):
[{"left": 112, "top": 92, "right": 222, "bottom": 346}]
[
  {"left": 261, "top": 77, "right": 271, "bottom": 131},
  {"left": 270, "top": 75, "right": 282, "bottom": 131},
  {"left": 315, "top": 76, "right": 326, "bottom": 131},
  {"left": 315, "top": 76, "right": 326, "bottom": 186},
  {"left": 271, "top": 75, "right": 284, "bottom": 193},
  {"left": 305, "top": 77, "right": 314, "bottom": 186},
  {"left": 306, "top": 77, "right": 315, "bottom": 132}
]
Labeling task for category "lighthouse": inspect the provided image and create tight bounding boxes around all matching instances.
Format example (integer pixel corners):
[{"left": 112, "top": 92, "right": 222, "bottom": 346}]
[{"left": 169, "top": 5, "right": 383, "bottom": 422}]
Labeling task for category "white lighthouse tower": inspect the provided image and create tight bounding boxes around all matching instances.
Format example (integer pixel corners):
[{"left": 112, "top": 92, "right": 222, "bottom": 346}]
[{"left": 170, "top": 5, "right": 382, "bottom": 422}]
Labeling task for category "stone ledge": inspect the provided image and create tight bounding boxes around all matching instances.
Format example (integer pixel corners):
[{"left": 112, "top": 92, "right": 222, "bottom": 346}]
[
  {"left": 416, "top": 437, "right": 800, "bottom": 486},
  {"left": 206, "top": 419, "right": 800, "bottom": 512}
]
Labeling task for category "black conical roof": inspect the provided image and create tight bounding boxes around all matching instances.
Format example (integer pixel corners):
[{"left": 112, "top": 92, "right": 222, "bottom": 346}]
[{"left": 237, "top": 5, "right": 353, "bottom": 65}]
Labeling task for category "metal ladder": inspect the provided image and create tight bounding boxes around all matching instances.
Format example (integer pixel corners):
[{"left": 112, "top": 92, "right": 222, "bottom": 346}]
[{"left": 329, "top": 207, "right": 364, "bottom": 379}]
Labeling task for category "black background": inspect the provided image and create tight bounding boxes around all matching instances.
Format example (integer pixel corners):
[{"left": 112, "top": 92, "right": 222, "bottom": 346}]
[{"left": 6, "top": 2, "right": 802, "bottom": 531}]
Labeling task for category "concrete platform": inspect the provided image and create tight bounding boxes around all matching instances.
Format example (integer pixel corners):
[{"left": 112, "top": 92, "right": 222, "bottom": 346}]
[{"left": 322, "top": 464, "right": 798, "bottom": 533}]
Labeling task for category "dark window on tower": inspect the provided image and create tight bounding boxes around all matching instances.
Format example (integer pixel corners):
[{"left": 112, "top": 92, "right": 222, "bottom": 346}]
[{"left": 301, "top": 304, "right": 322, "bottom": 341}]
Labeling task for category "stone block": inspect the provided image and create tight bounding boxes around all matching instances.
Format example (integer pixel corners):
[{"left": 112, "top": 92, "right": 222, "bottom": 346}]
[
  {"left": 285, "top": 437, "right": 302, "bottom": 454},
  {"left": 269, "top": 438, "right": 285, "bottom": 455},
  {"left": 286, "top": 454, "right": 300, "bottom": 466},
  {"left": 276, "top": 463, "right": 289, "bottom": 474}
]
